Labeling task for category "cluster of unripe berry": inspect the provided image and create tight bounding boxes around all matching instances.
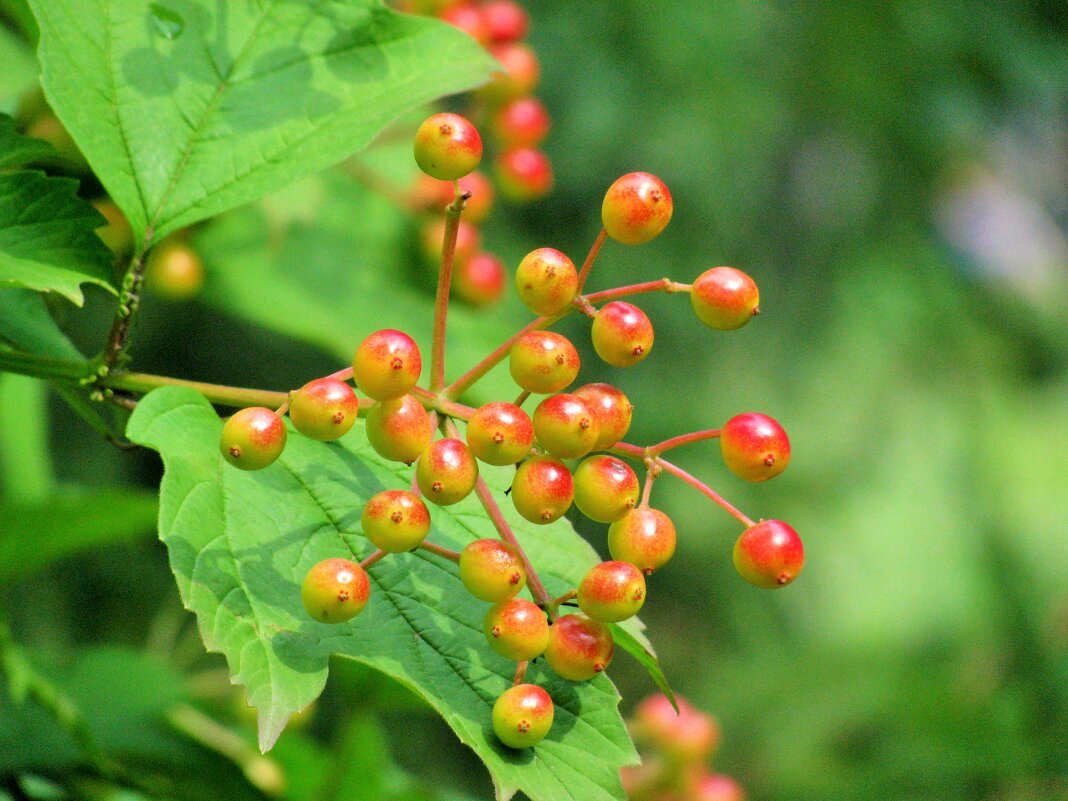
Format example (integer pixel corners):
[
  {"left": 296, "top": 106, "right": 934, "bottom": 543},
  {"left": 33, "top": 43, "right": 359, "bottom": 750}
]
[
  {"left": 215, "top": 111, "right": 804, "bottom": 750},
  {"left": 622, "top": 694, "right": 745, "bottom": 801}
]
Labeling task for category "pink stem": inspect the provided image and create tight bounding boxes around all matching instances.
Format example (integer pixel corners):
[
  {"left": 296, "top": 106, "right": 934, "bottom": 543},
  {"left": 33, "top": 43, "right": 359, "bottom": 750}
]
[
  {"left": 473, "top": 476, "right": 552, "bottom": 606},
  {"left": 419, "top": 541, "right": 461, "bottom": 562},
  {"left": 359, "top": 549, "right": 389, "bottom": 570},
  {"left": 443, "top": 315, "right": 557, "bottom": 400},
  {"left": 656, "top": 458, "right": 756, "bottom": 528},
  {"left": 583, "top": 278, "right": 690, "bottom": 305},
  {"left": 575, "top": 227, "right": 608, "bottom": 293},
  {"left": 513, "top": 660, "right": 529, "bottom": 685},
  {"left": 647, "top": 428, "right": 721, "bottom": 456},
  {"left": 430, "top": 183, "right": 466, "bottom": 392}
]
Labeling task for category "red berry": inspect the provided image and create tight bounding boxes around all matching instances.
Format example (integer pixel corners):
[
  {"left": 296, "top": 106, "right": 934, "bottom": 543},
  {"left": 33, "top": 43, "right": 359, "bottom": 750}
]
[
  {"left": 352, "top": 329, "right": 422, "bottom": 401},
  {"left": 720, "top": 412, "right": 790, "bottom": 481},
  {"left": 479, "top": 42, "right": 540, "bottom": 103},
  {"left": 459, "top": 538, "right": 526, "bottom": 601},
  {"left": 632, "top": 693, "right": 721, "bottom": 764},
  {"left": 413, "top": 112, "right": 482, "bottom": 181},
  {"left": 573, "top": 455, "right": 640, "bottom": 523},
  {"left": 608, "top": 508, "right": 677, "bottom": 574},
  {"left": 421, "top": 217, "right": 481, "bottom": 269},
  {"left": 544, "top": 614, "right": 613, "bottom": 681},
  {"left": 492, "top": 683, "right": 553, "bottom": 749},
  {"left": 508, "top": 330, "right": 580, "bottom": 394},
  {"left": 510, "top": 455, "right": 574, "bottom": 524},
  {"left": 601, "top": 172, "right": 673, "bottom": 245},
  {"left": 690, "top": 267, "right": 759, "bottom": 330},
  {"left": 590, "top": 301, "right": 654, "bottom": 367},
  {"left": 573, "top": 383, "right": 633, "bottom": 450},
  {"left": 415, "top": 438, "right": 479, "bottom": 506},
  {"left": 532, "top": 393, "right": 599, "bottom": 459},
  {"left": 412, "top": 171, "right": 495, "bottom": 224},
  {"left": 491, "top": 96, "right": 551, "bottom": 147},
  {"left": 361, "top": 490, "right": 431, "bottom": 553},
  {"left": 466, "top": 401, "right": 534, "bottom": 466},
  {"left": 220, "top": 407, "right": 287, "bottom": 471},
  {"left": 693, "top": 774, "right": 746, "bottom": 801},
  {"left": 364, "top": 395, "right": 432, "bottom": 464},
  {"left": 514, "top": 247, "right": 578, "bottom": 316},
  {"left": 495, "top": 147, "right": 553, "bottom": 201},
  {"left": 481, "top": 0, "right": 529, "bottom": 43},
  {"left": 301, "top": 558, "right": 370, "bottom": 624},
  {"left": 454, "top": 251, "right": 506, "bottom": 306},
  {"left": 439, "top": 2, "right": 490, "bottom": 45},
  {"left": 733, "top": 519, "right": 804, "bottom": 588},
  {"left": 289, "top": 378, "right": 358, "bottom": 441},
  {"left": 483, "top": 598, "right": 550, "bottom": 660},
  {"left": 577, "top": 560, "right": 646, "bottom": 623}
]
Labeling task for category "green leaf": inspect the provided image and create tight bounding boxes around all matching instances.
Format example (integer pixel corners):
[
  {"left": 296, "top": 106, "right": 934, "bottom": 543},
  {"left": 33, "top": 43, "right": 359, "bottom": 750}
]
[
  {"left": 0, "top": 488, "right": 158, "bottom": 584},
  {"left": 0, "top": 170, "right": 116, "bottom": 305},
  {"left": 608, "top": 623, "right": 676, "bottom": 711},
  {"left": 0, "top": 25, "right": 38, "bottom": 114},
  {"left": 28, "top": 0, "right": 496, "bottom": 247},
  {"left": 0, "top": 113, "right": 54, "bottom": 167},
  {"left": 127, "top": 386, "right": 639, "bottom": 801}
]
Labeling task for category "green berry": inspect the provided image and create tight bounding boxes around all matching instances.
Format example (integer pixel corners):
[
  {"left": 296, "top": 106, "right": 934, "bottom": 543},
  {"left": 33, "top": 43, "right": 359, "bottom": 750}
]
[
  {"left": 289, "top": 378, "right": 358, "bottom": 441},
  {"left": 590, "top": 301, "right": 654, "bottom": 367},
  {"left": 577, "top": 560, "right": 646, "bottom": 623},
  {"left": 532, "top": 393, "right": 599, "bottom": 459},
  {"left": 510, "top": 455, "right": 574, "bottom": 524},
  {"left": 301, "top": 558, "right": 370, "bottom": 624},
  {"left": 573, "top": 383, "right": 633, "bottom": 450},
  {"left": 508, "top": 331, "right": 580, "bottom": 394},
  {"left": 492, "top": 683, "right": 553, "bottom": 749},
  {"left": 514, "top": 247, "right": 578, "bottom": 316},
  {"left": 466, "top": 401, "right": 534, "bottom": 466},
  {"left": 733, "top": 519, "right": 804, "bottom": 589},
  {"left": 220, "top": 407, "right": 287, "bottom": 471},
  {"left": 690, "top": 267, "right": 759, "bottom": 330},
  {"left": 483, "top": 598, "right": 550, "bottom": 660},
  {"left": 415, "top": 438, "right": 479, "bottom": 506},
  {"left": 544, "top": 613, "right": 613, "bottom": 681},
  {"left": 572, "top": 455, "right": 639, "bottom": 523},
  {"left": 352, "top": 329, "right": 422, "bottom": 402},
  {"left": 608, "top": 508, "right": 677, "bottom": 574},
  {"left": 459, "top": 539, "right": 526, "bottom": 602},
  {"left": 364, "top": 395, "right": 432, "bottom": 464},
  {"left": 720, "top": 412, "right": 790, "bottom": 481},
  {"left": 413, "top": 112, "right": 482, "bottom": 180},
  {"left": 601, "top": 172, "right": 673, "bottom": 245},
  {"left": 361, "top": 490, "right": 431, "bottom": 553}
]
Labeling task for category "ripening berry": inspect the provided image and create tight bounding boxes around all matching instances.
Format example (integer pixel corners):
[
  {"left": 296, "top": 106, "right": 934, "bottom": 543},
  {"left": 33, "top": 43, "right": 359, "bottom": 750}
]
[
  {"left": 220, "top": 407, "right": 287, "bottom": 470},
  {"left": 544, "top": 614, "right": 613, "bottom": 681},
  {"left": 301, "top": 558, "right": 370, "bottom": 624},
  {"left": 577, "top": 560, "right": 646, "bottom": 623},
  {"left": 361, "top": 490, "right": 431, "bottom": 553},
  {"left": 693, "top": 774, "right": 746, "bottom": 801},
  {"left": 733, "top": 519, "right": 804, "bottom": 588},
  {"left": 288, "top": 378, "right": 359, "bottom": 441},
  {"left": 481, "top": 0, "right": 529, "bottom": 43},
  {"left": 532, "top": 394, "right": 599, "bottom": 459},
  {"left": 483, "top": 598, "right": 550, "bottom": 660},
  {"left": 510, "top": 455, "right": 573, "bottom": 524},
  {"left": 416, "top": 438, "right": 479, "bottom": 506},
  {"left": 491, "top": 96, "right": 551, "bottom": 148},
  {"left": 608, "top": 508, "right": 677, "bottom": 574},
  {"left": 573, "top": 383, "right": 633, "bottom": 450},
  {"left": 364, "top": 395, "right": 432, "bottom": 463},
  {"left": 495, "top": 147, "right": 553, "bottom": 201},
  {"left": 720, "top": 412, "right": 790, "bottom": 481},
  {"left": 439, "top": 2, "right": 490, "bottom": 45},
  {"left": 459, "top": 539, "right": 526, "bottom": 602},
  {"left": 352, "top": 329, "right": 422, "bottom": 401},
  {"left": 573, "top": 455, "right": 640, "bottom": 523},
  {"left": 514, "top": 247, "right": 578, "bottom": 316},
  {"left": 690, "top": 267, "right": 760, "bottom": 330},
  {"left": 413, "top": 112, "right": 482, "bottom": 180},
  {"left": 145, "top": 241, "right": 204, "bottom": 299},
  {"left": 509, "top": 331, "right": 580, "bottom": 394},
  {"left": 631, "top": 693, "right": 721, "bottom": 764},
  {"left": 421, "top": 218, "right": 482, "bottom": 269},
  {"left": 466, "top": 401, "right": 534, "bottom": 466},
  {"left": 492, "top": 684, "right": 553, "bottom": 749},
  {"left": 479, "top": 42, "right": 540, "bottom": 103},
  {"left": 601, "top": 172, "right": 673, "bottom": 245},
  {"left": 591, "top": 301, "right": 654, "bottom": 368},
  {"left": 412, "top": 171, "right": 495, "bottom": 224},
  {"left": 454, "top": 251, "right": 506, "bottom": 306}
]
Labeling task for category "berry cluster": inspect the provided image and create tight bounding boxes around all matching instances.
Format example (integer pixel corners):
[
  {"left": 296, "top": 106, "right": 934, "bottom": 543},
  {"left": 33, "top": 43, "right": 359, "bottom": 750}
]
[
  {"left": 216, "top": 112, "right": 804, "bottom": 750},
  {"left": 622, "top": 694, "right": 745, "bottom": 801}
]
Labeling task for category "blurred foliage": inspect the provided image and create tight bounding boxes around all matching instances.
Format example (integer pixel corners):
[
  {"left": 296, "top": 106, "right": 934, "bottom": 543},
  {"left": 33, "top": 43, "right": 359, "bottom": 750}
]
[{"left": 2, "top": 1, "right": 1068, "bottom": 800}]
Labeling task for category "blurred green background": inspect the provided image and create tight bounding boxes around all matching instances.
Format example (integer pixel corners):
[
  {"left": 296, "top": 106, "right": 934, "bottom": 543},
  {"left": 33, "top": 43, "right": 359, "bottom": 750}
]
[{"left": 2, "top": 1, "right": 1068, "bottom": 800}]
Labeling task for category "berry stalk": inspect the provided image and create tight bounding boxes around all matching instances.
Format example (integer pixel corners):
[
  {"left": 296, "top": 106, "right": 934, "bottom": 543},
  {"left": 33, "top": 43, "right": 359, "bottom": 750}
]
[
  {"left": 575, "top": 227, "right": 608, "bottom": 293},
  {"left": 654, "top": 458, "right": 756, "bottom": 528},
  {"left": 430, "top": 183, "right": 468, "bottom": 392},
  {"left": 419, "top": 541, "right": 462, "bottom": 562},
  {"left": 359, "top": 549, "right": 389, "bottom": 570},
  {"left": 647, "top": 428, "right": 721, "bottom": 456},
  {"left": 583, "top": 278, "right": 690, "bottom": 305}
]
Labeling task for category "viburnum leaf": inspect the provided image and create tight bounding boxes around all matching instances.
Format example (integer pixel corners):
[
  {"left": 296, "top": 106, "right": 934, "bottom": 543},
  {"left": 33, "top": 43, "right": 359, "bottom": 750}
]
[
  {"left": 127, "top": 386, "right": 643, "bottom": 801},
  {"left": 28, "top": 0, "right": 496, "bottom": 248}
]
